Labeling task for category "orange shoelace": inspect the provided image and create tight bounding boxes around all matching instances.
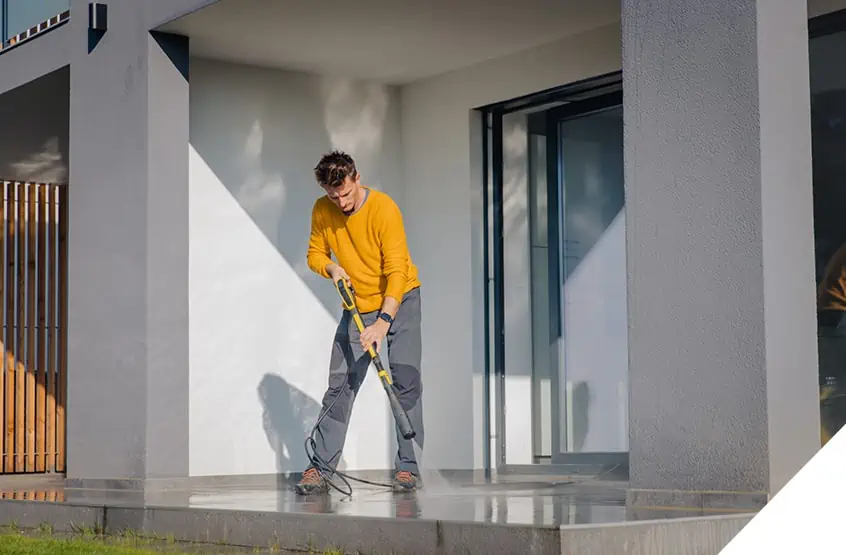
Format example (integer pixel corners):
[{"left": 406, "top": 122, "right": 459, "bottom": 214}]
[{"left": 301, "top": 468, "right": 322, "bottom": 484}]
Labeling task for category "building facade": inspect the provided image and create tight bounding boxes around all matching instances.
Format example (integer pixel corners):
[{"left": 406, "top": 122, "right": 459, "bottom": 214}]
[{"left": 0, "top": 0, "right": 843, "bottom": 508}]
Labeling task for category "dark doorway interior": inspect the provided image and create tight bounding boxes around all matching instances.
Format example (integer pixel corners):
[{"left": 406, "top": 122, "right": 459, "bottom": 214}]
[{"left": 809, "top": 9, "right": 846, "bottom": 445}]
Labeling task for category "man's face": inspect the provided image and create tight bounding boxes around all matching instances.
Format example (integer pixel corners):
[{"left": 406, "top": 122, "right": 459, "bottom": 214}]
[{"left": 322, "top": 174, "right": 361, "bottom": 215}]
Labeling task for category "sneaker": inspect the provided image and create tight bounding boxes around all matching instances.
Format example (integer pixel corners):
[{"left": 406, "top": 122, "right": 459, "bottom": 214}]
[
  {"left": 294, "top": 468, "right": 328, "bottom": 495},
  {"left": 392, "top": 470, "right": 418, "bottom": 492}
]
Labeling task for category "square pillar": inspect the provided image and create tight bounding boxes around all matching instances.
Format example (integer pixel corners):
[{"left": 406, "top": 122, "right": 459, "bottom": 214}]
[
  {"left": 66, "top": 0, "right": 189, "bottom": 483},
  {"left": 623, "top": 0, "right": 820, "bottom": 506}
]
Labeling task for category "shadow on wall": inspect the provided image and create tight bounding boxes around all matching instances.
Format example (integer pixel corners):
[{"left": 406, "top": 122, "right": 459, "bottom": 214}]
[
  {"left": 570, "top": 381, "right": 589, "bottom": 452},
  {"left": 189, "top": 59, "right": 402, "bottom": 316},
  {"left": 0, "top": 67, "right": 69, "bottom": 183},
  {"left": 189, "top": 58, "right": 402, "bottom": 476},
  {"left": 257, "top": 373, "right": 346, "bottom": 477}
]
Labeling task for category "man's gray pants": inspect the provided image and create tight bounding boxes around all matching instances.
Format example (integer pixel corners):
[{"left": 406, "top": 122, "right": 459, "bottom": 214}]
[{"left": 311, "top": 287, "right": 424, "bottom": 476}]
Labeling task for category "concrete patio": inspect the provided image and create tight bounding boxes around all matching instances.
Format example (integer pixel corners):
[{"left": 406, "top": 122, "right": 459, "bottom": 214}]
[{"left": 0, "top": 474, "right": 753, "bottom": 554}]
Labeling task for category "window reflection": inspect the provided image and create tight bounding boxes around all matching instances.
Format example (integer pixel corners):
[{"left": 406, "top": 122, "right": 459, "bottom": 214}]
[{"left": 811, "top": 29, "right": 846, "bottom": 445}]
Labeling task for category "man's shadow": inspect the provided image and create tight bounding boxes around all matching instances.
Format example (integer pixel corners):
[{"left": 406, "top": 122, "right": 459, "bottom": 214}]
[{"left": 257, "top": 373, "right": 347, "bottom": 488}]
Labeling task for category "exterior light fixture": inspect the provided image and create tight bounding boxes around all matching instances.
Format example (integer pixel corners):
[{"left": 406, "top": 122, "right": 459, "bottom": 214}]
[
  {"left": 89, "top": 2, "right": 107, "bottom": 33},
  {"left": 88, "top": 2, "right": 107, "bottom": 53}
]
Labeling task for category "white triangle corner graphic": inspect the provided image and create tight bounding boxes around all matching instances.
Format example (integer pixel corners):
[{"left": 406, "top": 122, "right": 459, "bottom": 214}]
[{"left": 720, "top": 426, "right": 846, "bottom": 553}]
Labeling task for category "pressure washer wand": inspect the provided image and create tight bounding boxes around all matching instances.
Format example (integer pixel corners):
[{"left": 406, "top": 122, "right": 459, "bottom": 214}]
[{"left": 335, "top": 279, "right": 416, "bottom": 440}]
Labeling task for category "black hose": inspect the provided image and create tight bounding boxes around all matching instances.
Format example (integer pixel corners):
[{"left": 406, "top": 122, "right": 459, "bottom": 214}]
[
  {"left": 303, "top": 373, "right": 397, "bottom": 496},
  {"left": 303, "top": 279, "right": 412, "bottom": 496}
]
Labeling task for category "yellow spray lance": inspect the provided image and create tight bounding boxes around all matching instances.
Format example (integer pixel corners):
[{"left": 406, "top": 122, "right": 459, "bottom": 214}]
[{"left": 335, "top": 278, "right": 416, "bottom": 440}]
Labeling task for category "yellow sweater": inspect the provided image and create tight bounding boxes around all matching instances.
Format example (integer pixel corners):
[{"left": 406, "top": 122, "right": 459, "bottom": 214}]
[{"left": 307, "top": 187, "right": 421, "bottom": 313}]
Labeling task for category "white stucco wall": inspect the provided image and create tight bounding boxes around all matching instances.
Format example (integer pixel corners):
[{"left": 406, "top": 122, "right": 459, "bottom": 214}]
[
  {"left": 400, "top": 22, "right": 621, "bottom": 468},
  {"left": 188, "top": 58, "right": 404, "bottom": 476}
]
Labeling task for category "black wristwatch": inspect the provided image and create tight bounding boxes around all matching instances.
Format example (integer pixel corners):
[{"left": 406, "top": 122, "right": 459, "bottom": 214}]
[{"left": 379, "top": 312, "right": 394, "bottom": 325}]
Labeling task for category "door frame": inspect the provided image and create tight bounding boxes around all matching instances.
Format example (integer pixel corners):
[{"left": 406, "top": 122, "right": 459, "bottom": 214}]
[{"left": 479, "top": 74, "right": 625, "bottom": 475}]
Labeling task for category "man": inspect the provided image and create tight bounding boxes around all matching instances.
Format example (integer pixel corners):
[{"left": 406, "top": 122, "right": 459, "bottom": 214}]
[{"left": 295, "top": 150, "right": 424, "bottom": 495}]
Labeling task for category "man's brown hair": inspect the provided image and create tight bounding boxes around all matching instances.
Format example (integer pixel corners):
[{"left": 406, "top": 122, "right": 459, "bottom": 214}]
[{"left": 314, "top": 150, "right": 358, "bottom": 188}]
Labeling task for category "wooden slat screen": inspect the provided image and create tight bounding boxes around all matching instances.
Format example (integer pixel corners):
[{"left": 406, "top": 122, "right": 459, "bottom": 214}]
[
  {"left": 0, "top": 489, "right": 64, "bottom": 502},
  {"left": 0, "top": 181, "right": 67, "bottom": 474}
]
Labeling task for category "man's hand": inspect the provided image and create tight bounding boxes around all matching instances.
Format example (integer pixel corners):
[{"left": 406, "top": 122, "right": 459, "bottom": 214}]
[
  {"left": 360, "top": 318, "right": 390, "bottom": 354},
  {"left": 326, "top": 263, "right": 351, "bottom": 286}
]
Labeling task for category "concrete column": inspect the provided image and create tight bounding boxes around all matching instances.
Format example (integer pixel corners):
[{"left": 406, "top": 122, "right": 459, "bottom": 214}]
[
  {"left": 66, "top": 0, "right": 189, "bottom": 482},
  {"left": 623, "top": 0, "right": 820, "bottom": 506}
]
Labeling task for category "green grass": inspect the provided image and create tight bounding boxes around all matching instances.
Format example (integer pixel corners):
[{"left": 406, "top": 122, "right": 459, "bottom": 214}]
[
  {"left": 0, "top": 534, "right": 167, "bottom": 554},
  {"left": 0, "top": 530, "right": 348, "bottom": 555}
]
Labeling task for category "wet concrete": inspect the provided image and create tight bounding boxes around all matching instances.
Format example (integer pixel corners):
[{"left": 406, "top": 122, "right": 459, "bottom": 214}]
[
  {"left": 0, "top": 472, "right": 745, "bottom": 526},
  {"left": 0, "top": 474, "right": 756, "bottom": 554}
]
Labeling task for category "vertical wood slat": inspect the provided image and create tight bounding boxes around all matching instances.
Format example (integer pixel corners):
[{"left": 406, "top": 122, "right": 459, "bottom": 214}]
[
  {"left": 26, "top": 184, "right": 36, "bottom": 472},
  {"left": 4, "top": 183, "right": 13, "bottom": 474},
  {"left": 36, "top": 185, "right": 47, "bottom": 473},
  {"left": 14, "top": 183, "right": 24, "bottom": 473},
  {"left": 56, "top": 186, "right": 67, "bottom": 473},
  {"left": 46, "top": 185, "right": 56, "bottom": 473},
  {"left": 0, "top": 183, "right": 5, "bottom": 473},
  {"left": 0, "top": 181, "right": 67, "bottom": 475}
]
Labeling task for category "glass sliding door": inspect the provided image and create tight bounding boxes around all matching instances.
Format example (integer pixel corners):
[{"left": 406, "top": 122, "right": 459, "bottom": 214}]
[
  {"left": 528, "top": 116, "right": 553, "bottom": 461},
  {"left": 482, "top": 77, "right": 628, "bottom": 472},
  {"left": 547, "top": 96, "right": 628, "bottom": 466},
  {"left": 497, "top": 108, "right": 558, "bottom": 465}
]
